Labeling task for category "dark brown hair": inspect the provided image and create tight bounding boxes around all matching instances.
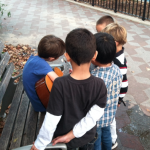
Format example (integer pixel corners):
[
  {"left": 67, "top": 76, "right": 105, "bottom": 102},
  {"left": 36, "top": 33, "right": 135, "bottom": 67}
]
[
  {"left": 38, "top": 35, "right": 65, "bottom": 59},
  {"left": 96, "top": 15, "right": 114, "bottom": 26},
  {"left": 95, "top": 32, "right": 116, "bottom": 64},
  {"left": 66, "top": 28, "right": 96, "bottom": 66}
]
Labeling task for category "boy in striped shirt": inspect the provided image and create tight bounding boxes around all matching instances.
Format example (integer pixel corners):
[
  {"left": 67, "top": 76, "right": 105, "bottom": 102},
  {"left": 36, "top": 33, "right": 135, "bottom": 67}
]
[
  {"left": 101, "top": 23, "right": 128, "bottom": 149},
  {"left": 102, "top": 23, "right": 128, "bottom": 107}
]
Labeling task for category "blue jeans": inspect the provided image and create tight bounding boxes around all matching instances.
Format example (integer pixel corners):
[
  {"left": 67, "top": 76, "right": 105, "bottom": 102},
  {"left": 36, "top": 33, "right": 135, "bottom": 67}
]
[{"left": 94, "top": 126, "right": 112, "bottom": 150}]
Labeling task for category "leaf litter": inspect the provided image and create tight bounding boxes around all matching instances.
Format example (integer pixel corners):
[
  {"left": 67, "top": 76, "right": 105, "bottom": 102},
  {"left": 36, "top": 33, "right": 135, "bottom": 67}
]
[
  {"left": 2, "top": 44, "right": 36, "bottom": 82},
  {"left": 0, "top": 44, "right": 36, "bottom": 136}
]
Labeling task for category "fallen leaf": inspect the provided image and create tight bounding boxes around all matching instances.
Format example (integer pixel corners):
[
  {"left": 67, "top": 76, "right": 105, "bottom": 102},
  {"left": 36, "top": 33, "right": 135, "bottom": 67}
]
[
  {"left": 22, "top": 46, "right": 27, "bottom": 50},
  {"left": 22, "top": 61, "right": 26, "bottom": 65},
  {"left": 8, "top": 105, "right": 11, "bottom": 109},
  {"left": 147, "top": 109, "right": 150, "bottom": 112},
  {"left": 13, "top": 138, "right": 18, "bottom": 142}
]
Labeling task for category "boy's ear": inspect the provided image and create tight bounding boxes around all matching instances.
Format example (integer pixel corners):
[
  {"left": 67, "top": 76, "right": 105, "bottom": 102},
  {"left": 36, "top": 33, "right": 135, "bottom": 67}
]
[
  {"left": 92, "top": 51, "right": 98, "bottom": 61},
  {"left": 115, "top": 41, "right": 119, "bottom": 46},
  {"left": 64, "top": 53, "right": 71, "bottom": 62},
  {"left": 48, "top": 57, "right": 56, "bottom": 61}
]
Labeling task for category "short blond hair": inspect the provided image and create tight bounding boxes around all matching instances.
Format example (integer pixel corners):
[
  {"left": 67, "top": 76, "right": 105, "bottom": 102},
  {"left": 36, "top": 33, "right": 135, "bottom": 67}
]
[{"left": 101, "top": 23, "right": 127, "bottom": 45}]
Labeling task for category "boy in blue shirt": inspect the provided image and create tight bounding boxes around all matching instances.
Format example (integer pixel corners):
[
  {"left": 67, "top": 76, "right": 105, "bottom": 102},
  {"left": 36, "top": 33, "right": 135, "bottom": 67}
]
[
  {"left": 91, "top": 32, "right": 122, "bottom": 150},
  {"left": 23, "top": 35, "right": 65, "bottom": 112}
]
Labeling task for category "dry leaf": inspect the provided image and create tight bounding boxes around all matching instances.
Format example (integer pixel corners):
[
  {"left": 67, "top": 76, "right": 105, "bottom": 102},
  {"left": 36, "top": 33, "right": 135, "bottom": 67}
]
[
  {"left": 22, "top": 46, "right": 27, "bottom": 50},
  {"left": 13, "top": 138, "right": 18, "bottom": 142},
  {"left": 8, "top": 105, "right": 11, "bottom": 109},
  {"left": 147, "top": 108, "right": 150, "bottom": 112},
  {"left": 22, "top": 61, "right": 26, "bottom": 65}
]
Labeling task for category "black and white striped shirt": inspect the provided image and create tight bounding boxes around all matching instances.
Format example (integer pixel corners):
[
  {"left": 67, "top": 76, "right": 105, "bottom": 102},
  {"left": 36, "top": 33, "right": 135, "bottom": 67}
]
[{"left": 113, "top": 48, "right": 128, "bottom": 105}]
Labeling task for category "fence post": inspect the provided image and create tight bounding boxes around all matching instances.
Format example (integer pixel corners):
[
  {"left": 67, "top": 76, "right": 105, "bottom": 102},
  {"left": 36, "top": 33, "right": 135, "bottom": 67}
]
[
  {"left": 114, "top": 0, "right": 117, "bottom": 13},
  {"left": 92, "top": 0, "right": 94, "bottom": 6},
  {"left": 142, "top": 0, "right": 147, "bottom": 21}
]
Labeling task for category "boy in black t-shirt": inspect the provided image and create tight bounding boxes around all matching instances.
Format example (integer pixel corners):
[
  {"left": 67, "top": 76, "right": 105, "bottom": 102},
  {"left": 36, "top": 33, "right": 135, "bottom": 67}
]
[{"left": 31, "top": 28, "right": 107, "bottom": 150}]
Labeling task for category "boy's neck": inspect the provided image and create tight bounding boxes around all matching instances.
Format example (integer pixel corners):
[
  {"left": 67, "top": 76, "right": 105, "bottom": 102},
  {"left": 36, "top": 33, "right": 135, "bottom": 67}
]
[
  {"left": 70, "top": 61, "right": 91, "bottom": 80},
  {"left": 92, "top": 60, "right": 111, "bottom": 68},
  {"left": 116, "top": 45, "right": 123, "bottom": 53},
  {"left": 97, "top": 62, "right": 112, "bottom": 68}
]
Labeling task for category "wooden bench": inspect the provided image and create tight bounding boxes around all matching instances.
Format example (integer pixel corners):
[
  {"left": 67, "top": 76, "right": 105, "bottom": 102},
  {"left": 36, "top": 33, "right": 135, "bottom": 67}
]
[{"left": 0, "top": 41, "right": 68, "bottom": 150}]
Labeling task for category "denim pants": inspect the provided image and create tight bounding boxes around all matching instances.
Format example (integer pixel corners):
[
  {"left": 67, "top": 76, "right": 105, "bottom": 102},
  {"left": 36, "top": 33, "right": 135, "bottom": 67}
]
[
  {"left": 94, "top": 126, "right": 112, "bottom": 150},
  {"left": 68, "top": 134, "right": 98, "bottom": 150}
]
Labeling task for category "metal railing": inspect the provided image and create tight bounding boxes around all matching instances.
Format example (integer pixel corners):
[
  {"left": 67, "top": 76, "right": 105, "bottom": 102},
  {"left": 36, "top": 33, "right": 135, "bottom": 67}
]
[{"left": 74, "top": 0, "right": 150, "bottom": 21}]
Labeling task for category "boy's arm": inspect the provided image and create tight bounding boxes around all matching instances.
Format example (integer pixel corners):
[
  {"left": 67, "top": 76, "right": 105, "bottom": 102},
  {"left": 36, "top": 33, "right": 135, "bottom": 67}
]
[
  {"left": 31, "top": 112, "right": 62, "bottom": 150},
  {"left": 47, "top": 71, "right": 58, "bottom": 82},
  {"left": 52, "top": 104, "right": 105, "bottom": 145},
  {"left": 114, "top": 58, "right": 128, "bottom": 106},
  {"left": 73, "top": 104, "right": 104, "bottom": 137}
]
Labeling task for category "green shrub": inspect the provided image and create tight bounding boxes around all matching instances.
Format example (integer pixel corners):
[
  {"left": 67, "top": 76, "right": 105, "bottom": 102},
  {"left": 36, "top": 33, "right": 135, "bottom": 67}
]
[{"left": 0, "top": 2, "right": 11, "bottom": 25}]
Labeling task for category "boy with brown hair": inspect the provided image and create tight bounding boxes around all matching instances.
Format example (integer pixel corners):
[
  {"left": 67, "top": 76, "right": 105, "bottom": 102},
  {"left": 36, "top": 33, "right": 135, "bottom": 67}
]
[
  {"left": 96, "top": 15, "right": 114, "bottom": 32},
  {"left": 31, "top": 28, "right": 107, "bottom": 150},
  {"left": 23, "top": 35, "right": 65, "bottom": 112},
  {"left": 90, "top": 15, "right": 115, "bottom": 72},
  {"left": 101, "top": 23, "right": 128, "bottom": 149}
]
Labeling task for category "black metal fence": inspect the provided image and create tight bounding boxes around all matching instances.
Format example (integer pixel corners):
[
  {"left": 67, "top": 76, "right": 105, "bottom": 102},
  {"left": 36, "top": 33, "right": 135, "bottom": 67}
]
[{"left": 74, "top": 0, "right": 150, "bottom": 21}]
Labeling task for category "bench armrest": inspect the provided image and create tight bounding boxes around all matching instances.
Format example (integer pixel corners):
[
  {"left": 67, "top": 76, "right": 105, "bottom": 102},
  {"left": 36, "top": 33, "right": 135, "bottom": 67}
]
[
  {"left": 12, "top": 143, "right": 67, "bottom": 150},
  {"left": 12, "top": 73, "right": 23, "bottom": 80},
  {"left": 50, "top": 64, "right": 64, "bottom": 71}
]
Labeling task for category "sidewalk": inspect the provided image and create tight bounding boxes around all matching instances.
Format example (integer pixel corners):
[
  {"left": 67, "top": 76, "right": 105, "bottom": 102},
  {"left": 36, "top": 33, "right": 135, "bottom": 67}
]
[{"left": 0, "top": 0, "right": 150, "bottom": 149}]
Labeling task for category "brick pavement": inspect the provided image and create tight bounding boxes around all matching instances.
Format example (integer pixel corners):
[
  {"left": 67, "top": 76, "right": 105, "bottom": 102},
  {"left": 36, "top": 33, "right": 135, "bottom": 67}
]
[{"left": 0, "top": 0, "right": 150, "bottom": 149}]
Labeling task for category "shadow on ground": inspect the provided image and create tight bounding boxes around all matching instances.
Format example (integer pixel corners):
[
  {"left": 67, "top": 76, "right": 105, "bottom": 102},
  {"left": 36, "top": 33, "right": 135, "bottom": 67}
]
[{"left": 115, "top": 100, "right": 150, "bottom": 150}]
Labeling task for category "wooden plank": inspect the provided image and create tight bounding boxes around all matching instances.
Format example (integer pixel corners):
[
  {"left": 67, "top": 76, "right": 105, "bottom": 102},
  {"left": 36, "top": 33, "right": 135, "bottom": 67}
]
[
  {"left": 0, "top": 52, "right": 10, "bottom": 78},
  {"left": 9, "top": 92, "right": 30, "bottom": 150},
  {"left": 21, "top": 103, "right": 38, "bottom": 146},
  {"left": 36, "top": 112, "right": 45, "bottom": 137},
  {"left": 0, "top": 81, "right": 24, "bottom": 150},
  {"left": 0, "top": 40, "right": 4, "bottom": 53},
  {"left": 0, "top": 63, "right": 14, "bottom": 104}
]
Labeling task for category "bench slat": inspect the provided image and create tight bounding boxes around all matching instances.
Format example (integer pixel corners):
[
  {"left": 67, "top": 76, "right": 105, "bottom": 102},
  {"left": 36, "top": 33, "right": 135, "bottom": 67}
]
[
  {"left": 0, "top": 63, "right": 14, "bottom": 104},
  {"left": 0, "top": 81, "right": 24, "bottom": 150},
  {"left": 21, "top": 103, "right": 38, "bottom": 146},
  {"left": 0, "top": 41, "right": 4, "bottom": 53},
  {"left": 9, "top": 92, "right": 30, "bottom": 150},
  {"left": 0, "top": 52, "right": 10, "bottom": 78}
]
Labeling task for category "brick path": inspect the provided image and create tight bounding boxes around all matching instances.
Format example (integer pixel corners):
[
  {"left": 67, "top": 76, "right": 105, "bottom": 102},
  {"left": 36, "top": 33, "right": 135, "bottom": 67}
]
[{"left": 0, "top": 0, "right": 150, "bottom": 149}]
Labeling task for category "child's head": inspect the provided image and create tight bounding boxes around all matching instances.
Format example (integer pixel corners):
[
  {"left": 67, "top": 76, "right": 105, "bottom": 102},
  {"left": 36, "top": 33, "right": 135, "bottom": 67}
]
[
  {"left": 65, "top": 28, "right": 96, "bottom": 66},
  {"left": 101, "top": 23, "right": 127, "bottom": 46},
  {"left": 94, "top": 32, "right": 116, "bottom": 64},
  {"left": 38, "top": 35, "right": 65, "bottom": 60},
  {"left": 96, "top": 15, "right": 114, "bottom": 32}
]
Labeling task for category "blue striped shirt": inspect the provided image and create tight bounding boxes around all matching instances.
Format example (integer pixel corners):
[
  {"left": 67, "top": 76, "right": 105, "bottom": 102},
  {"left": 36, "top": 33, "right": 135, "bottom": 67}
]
[{"left": 91, "top": 63, "right": 122, "bottom": 128}]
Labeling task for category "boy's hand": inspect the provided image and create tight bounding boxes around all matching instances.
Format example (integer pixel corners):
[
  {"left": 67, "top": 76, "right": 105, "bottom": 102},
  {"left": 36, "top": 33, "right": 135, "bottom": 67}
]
[
  {"left": 52, "top": 130, "right": 75, "bottom": 145},
  {"left": 69, "top": 69, "right": 73, "bottom": 74},
  {"left": 30, "top": 144, "right": 39, "bottom": 150},
  {"left": 117, "top": 104, "right": 120, "bottom": 107}
]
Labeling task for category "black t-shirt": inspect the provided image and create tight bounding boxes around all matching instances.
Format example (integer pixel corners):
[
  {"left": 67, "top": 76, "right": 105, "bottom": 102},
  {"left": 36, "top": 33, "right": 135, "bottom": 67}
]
[{"left": 47, "top": 74, "right": 107, "bottom": 148}]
